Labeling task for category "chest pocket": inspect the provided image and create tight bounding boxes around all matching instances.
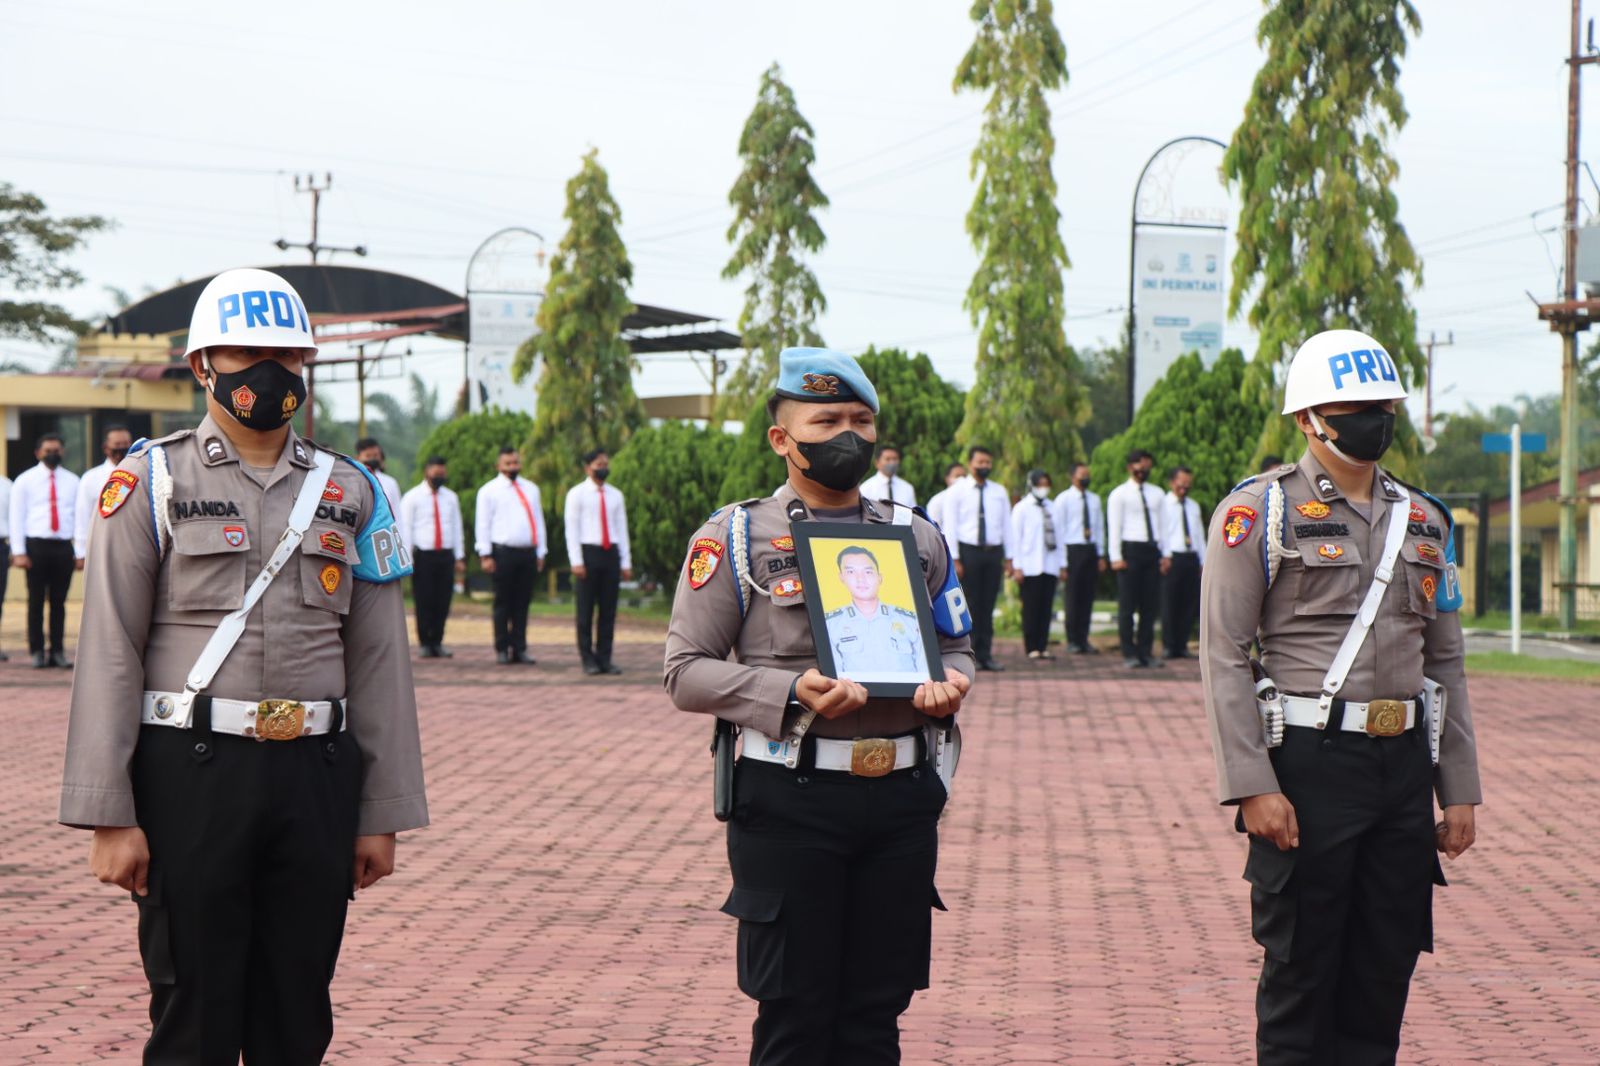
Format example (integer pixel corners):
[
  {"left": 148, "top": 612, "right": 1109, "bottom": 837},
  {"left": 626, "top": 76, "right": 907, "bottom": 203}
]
[
  {"left": 1288, "top": 539, "right": 1362, "bottom": 616},
  {"left": 1399, "top": 542, "right": 1444, "bottom": 620},
  {"left": 762, "top": 574, "right": 814, "bottom": 657},
  {"left": 167, "top": 519, "right": 250, "bottom": 612},
  {"left": 299, "top": 524, "right": 355, "bottom": 614}
]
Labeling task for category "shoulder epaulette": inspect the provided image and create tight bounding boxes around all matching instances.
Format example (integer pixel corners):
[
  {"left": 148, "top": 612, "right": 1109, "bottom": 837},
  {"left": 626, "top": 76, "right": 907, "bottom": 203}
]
[
  {"left": 1228, "top": 463, "right": 1296, "bottom": 496},
  {"left": 128, "top": 427, "right": 193, "bottom": 459}
]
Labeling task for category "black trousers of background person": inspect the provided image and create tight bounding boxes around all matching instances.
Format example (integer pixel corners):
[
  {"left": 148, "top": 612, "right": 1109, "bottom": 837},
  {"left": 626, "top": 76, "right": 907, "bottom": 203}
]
[
  {"left": 724, "top": 755, "right": 947, "bottom": 1066},
  {"left": 1161, "top": 550, "right": 1202, "bottom": 657},
  {"left": 490, "top": 544, "right": 538, "bottom": 655},
  {"left": 575, "top": 543, "right": 622, "bottom": 667},
  {"left": 1246, "top": 724, "right": 1440, "bottom": 1066},
  {"left": 958, "top": 544, "right": 1005, "bottom": 664},
  {"left": 24, "top": 536, "right": 74, "bottom": 655},
  {"left": 1018, "top": 574, "right": 1057, "bottom": 655},
  {"left": 1062, "top": 543, "right": 1099, "bottom": 650},
  {"left": 0, "top": 537, "right": 9, "bottom": 645},
  {"left": 130, "top": 699, "right": 362, "bottom": 1066},
  {"left": 411, "top": 549, "right": 456, "bottom": 648},
  {"left": 1115, "top": 540, "right": 1161, "bottom": 663}
]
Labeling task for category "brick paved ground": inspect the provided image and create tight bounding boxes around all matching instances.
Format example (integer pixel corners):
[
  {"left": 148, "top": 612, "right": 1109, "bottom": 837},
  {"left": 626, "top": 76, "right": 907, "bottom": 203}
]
[{"left": 2, "top": 608, "right": 1599, "bottom": 1064}]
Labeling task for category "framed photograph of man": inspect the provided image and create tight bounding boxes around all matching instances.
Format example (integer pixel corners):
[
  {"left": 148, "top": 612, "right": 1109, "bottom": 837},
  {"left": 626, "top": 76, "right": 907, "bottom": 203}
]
[{"left": 789, "top": 522, "right": 943, "bottom": 698}]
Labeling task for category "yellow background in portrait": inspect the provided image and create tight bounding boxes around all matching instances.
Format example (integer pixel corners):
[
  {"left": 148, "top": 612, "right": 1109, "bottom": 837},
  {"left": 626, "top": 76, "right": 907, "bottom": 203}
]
[{"left": 809, "top": 536, "right": 918, "bottom": 615}]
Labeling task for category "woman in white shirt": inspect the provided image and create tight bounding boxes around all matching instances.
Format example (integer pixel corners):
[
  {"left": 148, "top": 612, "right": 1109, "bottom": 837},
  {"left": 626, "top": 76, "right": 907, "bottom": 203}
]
[{"left": 1009, "top": 469, "right": 1066, "bottom": 660}]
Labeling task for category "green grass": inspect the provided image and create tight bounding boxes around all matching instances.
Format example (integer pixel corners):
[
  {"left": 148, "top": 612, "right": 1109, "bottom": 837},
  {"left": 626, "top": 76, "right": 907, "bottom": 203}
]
[
  {"left": 1463, "top": 611, "right": 1600, "bottom": 636},
  {"left": 1464, "top": 652, "right": 1600, "bottom": 681}
]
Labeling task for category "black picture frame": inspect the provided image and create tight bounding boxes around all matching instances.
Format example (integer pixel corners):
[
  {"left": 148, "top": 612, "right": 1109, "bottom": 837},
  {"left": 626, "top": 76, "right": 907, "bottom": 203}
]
[{"left": 789, "top": 521, "right": 943, "bottom": 698}]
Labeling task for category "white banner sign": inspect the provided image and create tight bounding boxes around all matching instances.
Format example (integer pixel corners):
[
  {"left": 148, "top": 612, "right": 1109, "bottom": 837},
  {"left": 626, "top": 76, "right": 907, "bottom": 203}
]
[
  {"left": 1132, "top": 229, "right": 1225, "bottom": 412},
  {"left": 467, "top": 295, "right": 540, "bottom": 415}
]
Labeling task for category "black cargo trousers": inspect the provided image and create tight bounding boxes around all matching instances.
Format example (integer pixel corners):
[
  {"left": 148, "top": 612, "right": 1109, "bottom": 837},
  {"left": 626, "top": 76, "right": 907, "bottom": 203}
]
[
  {"left": 1244, "top": 721, "right": 1444, "bottom": 1066},
  {"left": 722, "top": 754, "right": 948, "bottom": 1065}
]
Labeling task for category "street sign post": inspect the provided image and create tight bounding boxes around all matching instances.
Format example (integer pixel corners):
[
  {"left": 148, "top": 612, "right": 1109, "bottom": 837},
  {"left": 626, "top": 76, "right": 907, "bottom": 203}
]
[{"left": 1483, "top": 427, "right": 1549, "bottom": 653}]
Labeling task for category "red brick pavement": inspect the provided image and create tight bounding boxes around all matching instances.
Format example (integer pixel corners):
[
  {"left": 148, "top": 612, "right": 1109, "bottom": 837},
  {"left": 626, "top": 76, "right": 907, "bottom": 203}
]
[{"left": 2, "top": 637, "right": 1598, "bottom": 1065}]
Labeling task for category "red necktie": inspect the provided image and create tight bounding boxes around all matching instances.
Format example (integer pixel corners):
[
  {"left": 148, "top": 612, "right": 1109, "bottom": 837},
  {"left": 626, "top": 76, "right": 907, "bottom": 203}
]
[
  {"left": 49, "top": 470, "right": 59, "bottom": 533},
  {"left": 510, "top": 480, "right": 539, "bottom": 546},
  {"left": 432, "top": 490, "right": 443, "bottom": 551},
  {"left": 598, "top": 484, "right": 611, "bottom": 550}
]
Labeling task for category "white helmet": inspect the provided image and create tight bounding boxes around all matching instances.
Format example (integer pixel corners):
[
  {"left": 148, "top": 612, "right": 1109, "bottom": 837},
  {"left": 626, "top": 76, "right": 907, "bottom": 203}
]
[
  {"left": 1280, "top": 329, "right": 1406, "bottom": 414},
  {"left": 183, "top": 268, "right": 317, "bottom": 357}
]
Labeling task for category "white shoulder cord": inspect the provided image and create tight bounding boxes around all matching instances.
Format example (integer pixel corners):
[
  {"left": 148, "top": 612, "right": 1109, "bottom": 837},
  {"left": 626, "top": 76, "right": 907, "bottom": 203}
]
[
  {"left": 1314, "top": 490, "right": 1411, "bottom": 727},
  {"left": 1263, "top": 481, "right": 1297, "bottom": 589},
  {"left": 150, "top": 444, "right": 174, "bottom": 558}
]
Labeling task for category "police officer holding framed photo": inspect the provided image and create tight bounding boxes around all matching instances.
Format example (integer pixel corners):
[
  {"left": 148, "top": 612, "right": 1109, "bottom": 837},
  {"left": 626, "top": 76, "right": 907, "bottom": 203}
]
[
  {"left": 1200, "top": 329, "right": 1480, "bottom": 1065},
  {"left": 665, "top": 347, "right": 974, "bottom": 1065},
  {"left": 59, "top": 267, "right": 429, "bottom": 1066}
]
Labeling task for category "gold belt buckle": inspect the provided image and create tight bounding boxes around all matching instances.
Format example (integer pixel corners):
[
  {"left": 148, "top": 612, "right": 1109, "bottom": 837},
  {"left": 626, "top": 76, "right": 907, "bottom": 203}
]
[
  {"left": 255, "top": 699, "right": 307, "bottom": 742},
  {"left": 850, "top": 738, "right": 896, "bottom": 778},
  {"left": 1364, "top": 699, "right": 1407, "bottom": 737}
]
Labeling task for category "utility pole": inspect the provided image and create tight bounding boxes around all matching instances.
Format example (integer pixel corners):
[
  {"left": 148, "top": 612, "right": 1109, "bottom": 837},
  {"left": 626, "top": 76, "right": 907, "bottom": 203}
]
[
  {"left": 1422, "top": 330, "right": 1454, "bottom": 440},
  {"left": 1558, "top": 2, "right": 1600, "bottom": 629}
]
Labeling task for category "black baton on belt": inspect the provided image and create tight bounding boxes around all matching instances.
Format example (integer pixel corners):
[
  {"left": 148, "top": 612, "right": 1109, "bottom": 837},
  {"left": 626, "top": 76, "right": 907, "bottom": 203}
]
[{"left": 712, "top": 717, "right": 736, "bottom": 822}]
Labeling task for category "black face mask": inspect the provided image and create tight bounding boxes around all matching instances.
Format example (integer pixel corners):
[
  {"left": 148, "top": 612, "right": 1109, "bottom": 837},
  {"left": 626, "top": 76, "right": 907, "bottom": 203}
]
[
  {"left": 363, "top": 458, "right": 384, "bottom": 473},
  {"left": 41, "top": 453, "right": 63, "bottom": 469},
  {"left": 108, "top": 448, "right": 129, "bottom": 464},
  {"left": 793, "top": 430, "right": 875, "bottom": 492},
  {"left": 502, "top": 468, "right": 520, "bottom": 480},
  {"left": 1319, "top": 407, "right": 1396, "bottom": 463},
  {"left": 210, "top": 359, "right": 306, "bottom": 432},
  {"left": 1131, "top": 468, "right": 1149, "bottom": 483},
  {"left": 593, "top": 467, "right": 611, "bottom": 482},
  {"left": 427, "top": 476, "right": 447, "bottom": 490},
  {"left": 971, "top": 466, "right": 991, "bottom": 482},
  {"left": 1077, "top": 477, "right": 1091, "bottom": 489}
]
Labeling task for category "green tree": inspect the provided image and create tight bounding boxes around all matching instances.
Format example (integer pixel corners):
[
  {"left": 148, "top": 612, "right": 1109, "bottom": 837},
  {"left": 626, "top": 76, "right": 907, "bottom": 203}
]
[
  {"left": 1089, "top": 349, "right": 1272, "bottom": 518},
  {"left": 719, "top": 397, "right": 788, "bottom": 504},
  {"left": 513, "top": 148, "right": 644, "bottom": 502},
  {"left": 1, "top": 183, "right": 110, "bottom": 342},
  {"left": 954, "top": 0, "right": 1087, "bottom": 489},
  {"left": 1421, "top": 394, "right": 1600, "bottom": 499},
  {"left": 414, "top": 408, "right": 535, "bottom": 556},
  {"left": 1077, "top": 329, "right": 1131, "bottom": 459},
  {"left": 721, "top": 63, "right": 829, "bottom": 418},
  {"left": 1224, "top": 0, "right": 1425, "bottom": 476},
  {"left": 609, "top": 421, "right": 736, "bottom": 591}
]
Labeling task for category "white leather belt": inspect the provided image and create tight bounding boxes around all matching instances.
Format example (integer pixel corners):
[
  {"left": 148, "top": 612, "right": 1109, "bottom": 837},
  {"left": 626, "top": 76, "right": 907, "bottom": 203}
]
[
  {"left": 1282, "top": 694, "right": 1417, "bottom": 736},
  {"left": 142, "top": 691, "right": 342, "bottom": 741},
  {"left": 740, "top": 728, "right": 920, "bottom": 777}
]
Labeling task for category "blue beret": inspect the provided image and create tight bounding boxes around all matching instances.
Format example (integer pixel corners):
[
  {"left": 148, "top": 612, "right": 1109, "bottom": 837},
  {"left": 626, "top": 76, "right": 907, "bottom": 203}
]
[{"left": 773, "top": 347, "right": 879, "bottom": 413}]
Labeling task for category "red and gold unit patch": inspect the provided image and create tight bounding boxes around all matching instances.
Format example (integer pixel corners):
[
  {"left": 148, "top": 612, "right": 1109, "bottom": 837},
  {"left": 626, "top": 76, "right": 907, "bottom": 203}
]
[
  {"left": 687, "top": 537, "right": 725, "bottom": 589},
  {"left": 321, "top": 482, "right": 344, "bottom": 503},
  {"left": 319, "top": 563, "right": 342, "bottom": 595},
  {"left": 319, "top": 530, "right": 346, "bottom": 555},
  {"left": 1416, "top": 542, "right": 1440, "bottom": 561},
  {"left": 222, "top": 525, "right": 246, "bottom": 548},
  {"left": 1317, "top": 543, "right": 1346, "bottom": 561},
  {"left": 1421, "top": 574, "right": 1438, "bottom": 602},
  {"left": 1295, "top": 500, "right": 1331, "bottom": 520},
  {"left": 230, "top": 384, "right": 257, "bottom": 414},
  {"left": 772, "top": 577, "right": 803, "bottom": 598},
  {"left": 1409, "top": 502, "right": 1427, "bottom": 523},
  {"left": 800, "top": 373, "right": 840, "bottom": 395},
  {"left": 1222, "top": 505, "right": 1257, "bottom": 548},
  {"left": 770, "top": 535, "right": 795, "bottom": 552},
  {"left": 98, "top": 469, "right": 139, "bottom": 518}
]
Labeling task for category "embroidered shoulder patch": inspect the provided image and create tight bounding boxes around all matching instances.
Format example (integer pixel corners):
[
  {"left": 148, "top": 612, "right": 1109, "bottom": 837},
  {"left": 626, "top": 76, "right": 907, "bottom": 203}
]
[
  {"left": 222, "top": 525, "right": 246, "bottom": 548},
  {"left": 1223, "top": 505, "right": 1257, "bottom": 548},
  {"left": 1295, "top": 500, "right": 1330, "bottom": 519},
  {"left": 98, "top": 469, "right": 139, "bottom": 518},
  {"left": 688, "top": 537, "right": 725, "bottom": 589},
  {"left": 770, "top": 535, "right": 795, "bottom": 552}
]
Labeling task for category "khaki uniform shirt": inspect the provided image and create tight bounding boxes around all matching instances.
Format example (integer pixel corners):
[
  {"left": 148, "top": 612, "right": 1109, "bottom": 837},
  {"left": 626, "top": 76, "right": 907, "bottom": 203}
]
[
  {"left": 59, "top": 414, "right": 430, "bottom": 836},
  {"left": 664, "top": 483, "right": 975, "bottom": 739},
  {"left": 1200, "top": 452, "right": 1481, "bottom": 808}
]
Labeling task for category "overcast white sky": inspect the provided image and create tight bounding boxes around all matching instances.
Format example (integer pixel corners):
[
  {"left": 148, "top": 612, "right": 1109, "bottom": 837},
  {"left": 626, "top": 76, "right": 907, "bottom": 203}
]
[{"left": 0, "top": 0, "right": 1591, "bottom": 424}]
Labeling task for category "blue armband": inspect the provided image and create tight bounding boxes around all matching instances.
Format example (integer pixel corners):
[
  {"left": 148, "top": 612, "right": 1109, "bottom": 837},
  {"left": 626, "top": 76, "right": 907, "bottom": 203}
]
[{"left": 344, "top": 458, "right": 413, "bottom": 582}]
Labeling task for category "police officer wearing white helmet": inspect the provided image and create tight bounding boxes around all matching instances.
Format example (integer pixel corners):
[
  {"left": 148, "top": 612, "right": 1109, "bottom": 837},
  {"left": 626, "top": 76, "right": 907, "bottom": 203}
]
[
  {"left": 1199, "top": 329, "right": 1480, "bottom": 1065},
  {"left": 59, "top": 268, "right": 428, "bottom": 1065}
]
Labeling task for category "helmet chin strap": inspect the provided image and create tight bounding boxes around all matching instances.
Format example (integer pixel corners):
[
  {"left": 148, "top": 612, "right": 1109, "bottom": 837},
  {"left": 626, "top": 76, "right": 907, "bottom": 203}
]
[{"left": 1306, "top": 411, "right": 1370, "bottom": 470}]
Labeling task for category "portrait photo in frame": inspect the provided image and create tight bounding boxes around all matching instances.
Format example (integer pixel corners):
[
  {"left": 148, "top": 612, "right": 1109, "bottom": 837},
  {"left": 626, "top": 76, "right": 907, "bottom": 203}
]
[{"left": 789, "top": 521, "right": 943, "bottom": 698}]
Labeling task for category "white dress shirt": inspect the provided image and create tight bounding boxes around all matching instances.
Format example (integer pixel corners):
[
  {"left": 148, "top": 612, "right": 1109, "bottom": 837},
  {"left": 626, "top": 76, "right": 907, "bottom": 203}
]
[
  {"left": 399, "top": 482, "right": 466, "bottom": 560},
  {"left": 943, "top": 477, "right": 1012, "bottom": 555},
  {"left": 374, "top": 470, "right": 402, "bottom": 517},
  {"left": 0, "top": 475, "right": 11, "bottom": 542},
  {"left": 1053, "top": 485, "right": 1105, "bottom": 555},
  {"left": 1161, "top": 492, "right": 1207, "bottom": 565},
  {"left": 474, "top": 475, "right": 547, "bottom": 558},
  {"left": 564, "top": 479, "right": 632, "bottom": 570},
  {"left": 74, "top": 459, "right": 117, "bottom": 559},
  {"left": 924, "top": 485, "right": 955, "bottom": 530},
  {"left": 1008, "top": 494, "right": 1066, "bottom": 576},
  {"left": 9, "top": 463, "right": 80, "bottom": 546},
  {"left": 859, "top": 471, "right": 916, "bottom": 508},
  {"left": 1104, "top": 479, "right": 1168, "bottom": 563}
]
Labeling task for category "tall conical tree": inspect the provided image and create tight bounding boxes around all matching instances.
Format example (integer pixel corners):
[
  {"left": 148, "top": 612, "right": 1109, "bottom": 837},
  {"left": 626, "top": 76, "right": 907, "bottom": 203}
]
[
  {"left": 513, "top": 148, "right": 644, "bottom": 500},
  {"left": 954, "top": 0, "right": 1086, "bottom": 490},
  {"left": 1224, "top": 0, "right": 1424, "bottom": 475},
  {"left": 721, "top": 62, "right": 829, "bottom": 418}
]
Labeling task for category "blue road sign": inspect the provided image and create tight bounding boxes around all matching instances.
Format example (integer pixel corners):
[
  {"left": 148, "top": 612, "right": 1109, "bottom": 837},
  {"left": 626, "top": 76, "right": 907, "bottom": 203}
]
[{"left": 1482, "top": 432, "right": 1547, "bottom": 454}]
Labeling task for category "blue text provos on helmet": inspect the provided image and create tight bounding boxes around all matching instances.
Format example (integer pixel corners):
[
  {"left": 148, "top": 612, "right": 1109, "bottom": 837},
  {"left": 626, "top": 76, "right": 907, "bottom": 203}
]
[
  {"left": 217, "top": 289, "right": 311, "bottom": 336},
  {"left": 1327, "top": 347, "right": 1399, "bottom": 391}
]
